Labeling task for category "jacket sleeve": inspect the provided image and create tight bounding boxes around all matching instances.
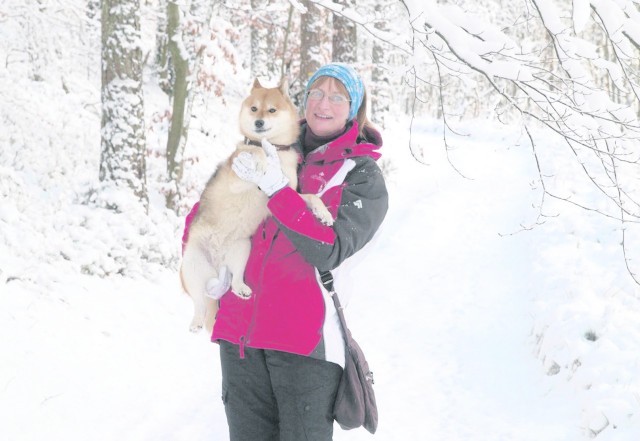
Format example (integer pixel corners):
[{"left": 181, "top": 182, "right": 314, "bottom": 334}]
[{"left": 267, "top": 156, "right": 388, "bottom": 271}]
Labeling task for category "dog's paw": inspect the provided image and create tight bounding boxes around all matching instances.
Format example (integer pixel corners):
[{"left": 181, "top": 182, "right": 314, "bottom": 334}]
[
  {"left": 189, "top": 321, "right": 203, "bottom": 333},
  {"left": 232, "top": 282, "right": 252, "bottom": 299},
  {"left": 313, "top": 207, "right": 334, "bottom": 226}
]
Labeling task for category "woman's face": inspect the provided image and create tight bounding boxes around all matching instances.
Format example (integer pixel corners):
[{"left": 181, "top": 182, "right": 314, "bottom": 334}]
[{"left": 305, "top": 77, "right": 351, "bottom": 137}]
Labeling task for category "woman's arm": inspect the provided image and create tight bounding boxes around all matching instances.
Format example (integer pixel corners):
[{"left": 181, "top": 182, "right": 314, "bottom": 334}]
[{"left": 267, "top": 156, "right": 388, "bottom": 271}]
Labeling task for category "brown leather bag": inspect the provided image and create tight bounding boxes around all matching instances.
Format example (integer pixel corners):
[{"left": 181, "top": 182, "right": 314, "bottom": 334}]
[{"left": 320, "top": 271, "right": 378, "bottom": 434}]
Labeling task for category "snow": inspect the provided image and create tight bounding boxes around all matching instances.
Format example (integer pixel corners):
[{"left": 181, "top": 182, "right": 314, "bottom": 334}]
[
  {"left": 572, "top": 0, "right": 591, "bottom": 33},
  {"left": 3, "top": 105, "right": 640, "bottom": 439},
  {"left": 3, "top": 1, "right": 640, "bottom": 440}
]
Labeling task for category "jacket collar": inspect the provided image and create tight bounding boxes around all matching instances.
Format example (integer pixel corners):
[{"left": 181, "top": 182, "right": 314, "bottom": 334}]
[{"left": 301, "top": 120, "right": 382, "bottom": 164}]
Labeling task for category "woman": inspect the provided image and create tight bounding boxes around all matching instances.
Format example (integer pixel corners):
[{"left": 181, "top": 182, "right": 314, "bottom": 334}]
[{"left": 185, "top": 63, "right": 388, "bottom": 440}]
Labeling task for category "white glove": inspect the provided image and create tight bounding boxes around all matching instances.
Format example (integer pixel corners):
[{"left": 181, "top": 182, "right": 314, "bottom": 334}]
[
  {"left": 205, "top": 265, "right": 231, "bottom": 300},
  {"left": 232, "top": 139, "right": 289, "bottom": 197}
]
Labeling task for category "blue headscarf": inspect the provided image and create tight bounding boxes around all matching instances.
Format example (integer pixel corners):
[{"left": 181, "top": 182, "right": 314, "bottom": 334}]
[{"left": 304, "top": 63, "right": 365, "bottom": 121}]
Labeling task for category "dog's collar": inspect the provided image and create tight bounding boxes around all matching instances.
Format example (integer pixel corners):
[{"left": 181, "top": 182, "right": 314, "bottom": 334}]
[{"left": 244, "top": 138, "right": 293, "bottom": 151}]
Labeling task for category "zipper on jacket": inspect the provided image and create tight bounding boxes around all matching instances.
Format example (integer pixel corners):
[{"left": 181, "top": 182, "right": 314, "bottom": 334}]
[
  {"left": 240, "top": 220, "right": 268, "bottom": 353},
  {"left": 242, "top": 228, "right": 281, "bottom": 350}
]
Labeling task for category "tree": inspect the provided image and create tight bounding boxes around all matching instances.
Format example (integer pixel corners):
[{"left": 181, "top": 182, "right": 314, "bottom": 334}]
[
  {"left": 299, "top": 0, "right": 330, "bottom": 98},
  {"left": 250, "top": 0, "right": 271, "bottom": 78},
  {"left": 310, "top": 0, "right": 640, "bottom": 280},
  {"left": 400, "top": 0, "right": 640, "bottom": 276},
  {"left": 247, "top": 0, "right": 298, "bottom": 82},
  {"left": 332, "top": 0, "right": 357, "bottom": 63},
  {"left": 165, "top": 1, "right": 191, "bottom": 211},
  {"left": 164, "top": 0, "right": 215, "bottom": 211},
  {"left": 370, "top": 1, "right": 393, "bottom": 127},
  {"left": 100, "top": 0, "right": 148, "bottom": 210}
]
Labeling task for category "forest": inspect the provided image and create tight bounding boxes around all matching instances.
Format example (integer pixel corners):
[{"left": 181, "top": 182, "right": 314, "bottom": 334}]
[
  {"left": 2, "top": 1, "right": 640, "bottom": 439},
  {"left": 3, "top": 0, "right": 638, "bottom": 219}
]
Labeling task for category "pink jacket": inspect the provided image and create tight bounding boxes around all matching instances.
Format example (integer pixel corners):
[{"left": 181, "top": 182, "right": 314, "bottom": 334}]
[{"left": 183, "top": 121, "right": 388, "bottom": 362}]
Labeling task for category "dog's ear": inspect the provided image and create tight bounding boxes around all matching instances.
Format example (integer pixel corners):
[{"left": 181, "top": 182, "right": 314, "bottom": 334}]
[
  {"left": 252, "top": 78, "right": 263, "bottom": 90},
  {"left": 278, "top": 78, "right": 289, "bottom": 96}
]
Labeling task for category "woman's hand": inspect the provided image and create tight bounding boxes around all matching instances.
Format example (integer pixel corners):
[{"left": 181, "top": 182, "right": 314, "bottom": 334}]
[{"left": 232, "top": 139, "right": 289, "bottom": 196}]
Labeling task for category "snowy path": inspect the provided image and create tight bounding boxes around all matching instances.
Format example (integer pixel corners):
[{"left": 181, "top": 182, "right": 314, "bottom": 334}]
[
  {"left": 334, "top": 126, "right": 581, "bottom": 440},
  {"left": 1, "top": 123, "right": 587, "bottom": 440}
]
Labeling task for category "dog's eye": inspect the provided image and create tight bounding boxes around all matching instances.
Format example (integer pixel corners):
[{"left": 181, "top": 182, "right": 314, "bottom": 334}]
[
  {"left": 268, "top": 108, "right": 276, "bottom": 113},
  {"left": 251, "top": 106, "right": 258, "bottom": 112}
]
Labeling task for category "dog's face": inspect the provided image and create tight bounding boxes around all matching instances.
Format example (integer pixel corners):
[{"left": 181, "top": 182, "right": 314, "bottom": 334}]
[{"left": 239, "top": 79, "right": 300, "bottom": 146}]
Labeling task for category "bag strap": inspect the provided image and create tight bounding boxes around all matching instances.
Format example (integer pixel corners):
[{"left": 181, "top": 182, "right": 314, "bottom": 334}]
[{"left": 319, "top": 270, "right": 351, "bottom": 344}]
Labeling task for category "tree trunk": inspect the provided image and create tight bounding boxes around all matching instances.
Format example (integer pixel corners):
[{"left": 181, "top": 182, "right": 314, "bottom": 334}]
[
  {"left": 250, "top": 0, "right": 270, "bottom": 79},
  {"left": 100, "top": 0, "right": 148, "bottom": 210},
  {"left": 280, "top": 5, "right": 295, "bottom": 80},
  {"left": 155, "top": 0, "right": 171, "bottom": 95},
  {"left": 371, "top": 4, "right": 390, "bottom": 127},
  {"left": 332, "top": 0, "right": 357, "bottom": 63},
  {"left": 164, "top": 0, "right": 215, "bottom": 212},
  {"left": 165, "top": 0, "right": 189, "bottom": 211},
  {"left": 299, "top": 0, "right": 329, "bottom": 104}
]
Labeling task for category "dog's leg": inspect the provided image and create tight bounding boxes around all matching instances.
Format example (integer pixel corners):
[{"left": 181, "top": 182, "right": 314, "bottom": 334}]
[
  {"left": 300, "top": 194, "right": 334, "bottom": 226},
  {"left": 225, "top": 238, "right": 252, "bottom": 299},
  {"left": 203, "top": 297, "right": 219, "bottom": 333},
  {"left": 182, "top": 240, "right": 219, "bottom": 332}
]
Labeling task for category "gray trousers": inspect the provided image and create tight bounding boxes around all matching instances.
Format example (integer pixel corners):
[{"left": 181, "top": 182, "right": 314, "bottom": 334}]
[{"left": 219, "top": 340, "right": 343, "bottom": 441}]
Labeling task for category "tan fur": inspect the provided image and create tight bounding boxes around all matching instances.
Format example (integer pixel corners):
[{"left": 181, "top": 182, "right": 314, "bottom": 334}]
[{"left": 181, "top": 79, "right": 333, "bottom": 333}]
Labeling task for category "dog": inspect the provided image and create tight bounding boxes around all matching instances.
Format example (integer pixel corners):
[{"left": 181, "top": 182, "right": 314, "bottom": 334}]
[{"left": 181, "top": 79, "right": 334, "bottom": 333}]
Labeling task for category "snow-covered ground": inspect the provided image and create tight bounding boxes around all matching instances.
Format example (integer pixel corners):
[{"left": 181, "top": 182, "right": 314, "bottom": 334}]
[
  {"left": 2, "top": 2, "right": 640, "bottom": 438},
  {"left": 3, "top": 107, "right": 640, "bottom": 440}
]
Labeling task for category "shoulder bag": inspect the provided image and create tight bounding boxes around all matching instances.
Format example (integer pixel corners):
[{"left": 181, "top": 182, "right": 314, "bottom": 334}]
[{"left": 319, "top": 270, "right": 378, "bottom": 434}]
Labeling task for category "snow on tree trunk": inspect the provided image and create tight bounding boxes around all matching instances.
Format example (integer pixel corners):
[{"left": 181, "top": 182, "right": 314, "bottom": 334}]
[
  {"left": 332, "top": 0, "right": 357, "bottom": 63},
  {"left": 250, "top": 0, "right": 271, "bottom": 79},
  {"left": 164, "top": 0, "right": 215, "bottom": 212},
  {"left": 300, "top": 0, "right": 330, "bottom": 89},
  {"left": 100, "top": 0, "right": 148, "bottom": 210},
  {"left": 155, "top": 0, "right": 171, "bottom": 95},
  {"left": 164, "top": 0, "right": 189, "bottom": 212},
  {"left": 371, "top": 2, "right": 391, "bottom": 128}
]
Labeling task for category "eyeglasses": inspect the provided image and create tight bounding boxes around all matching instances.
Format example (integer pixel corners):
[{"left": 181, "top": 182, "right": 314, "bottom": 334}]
[{"left": 307, "top": 89, "right": 350, "bottom": 105}]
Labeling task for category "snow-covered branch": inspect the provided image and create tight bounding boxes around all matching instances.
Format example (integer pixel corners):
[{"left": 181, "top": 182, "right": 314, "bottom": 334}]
[{"left": 401, "top": 0, "right": 640, "bottom": 212}]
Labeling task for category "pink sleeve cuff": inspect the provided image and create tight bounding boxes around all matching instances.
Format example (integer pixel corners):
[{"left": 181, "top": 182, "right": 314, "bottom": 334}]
[{"left": 268, "top": 187, "right": 336, "bottom": 244}]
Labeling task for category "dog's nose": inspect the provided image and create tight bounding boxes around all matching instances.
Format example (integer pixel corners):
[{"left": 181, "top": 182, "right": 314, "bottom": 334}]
[{"left": 255, "top": 120, "right": 264, "bottom": 129}]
